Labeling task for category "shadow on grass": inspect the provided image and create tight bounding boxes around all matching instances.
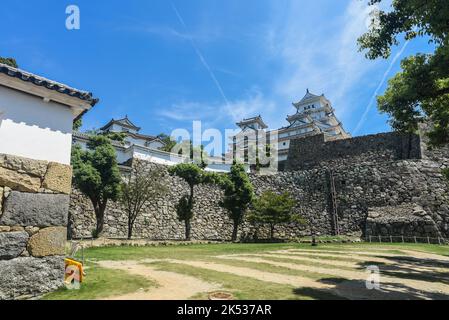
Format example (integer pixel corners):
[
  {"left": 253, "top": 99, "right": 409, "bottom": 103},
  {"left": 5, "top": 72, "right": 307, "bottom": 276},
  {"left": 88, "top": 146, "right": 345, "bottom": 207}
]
[
  {"left": 293, "top": 287, "right": 347, "bottom": 300},
  {"left": 292, "top": 277, "right": 449, "bottom": 300},
  {"left": 356, "top": 256, "right": 449, "bottom": 285}
]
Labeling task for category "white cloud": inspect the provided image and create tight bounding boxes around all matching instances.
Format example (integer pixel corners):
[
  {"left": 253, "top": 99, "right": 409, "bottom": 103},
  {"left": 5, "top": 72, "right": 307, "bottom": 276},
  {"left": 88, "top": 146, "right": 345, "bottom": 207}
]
[
  {"left": 158, "top": 88, "right": 275, "bottom": 129},
  {"left": 262, "top": 0, "right": 385, "bottom": 131}
]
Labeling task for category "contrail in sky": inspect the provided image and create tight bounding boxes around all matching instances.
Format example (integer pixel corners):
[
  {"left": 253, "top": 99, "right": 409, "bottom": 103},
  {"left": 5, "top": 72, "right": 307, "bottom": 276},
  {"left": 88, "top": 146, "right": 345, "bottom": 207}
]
[
  {"left": 353, "top": 40, "right": 410, "bottom": 135},
  {"left": 170, "top": 2, "right": 230, "bottom": 107}
]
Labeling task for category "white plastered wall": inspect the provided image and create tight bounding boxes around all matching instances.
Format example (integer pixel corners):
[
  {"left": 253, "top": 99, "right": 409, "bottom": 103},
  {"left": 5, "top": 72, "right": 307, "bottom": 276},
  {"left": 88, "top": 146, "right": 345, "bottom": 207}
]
[{"left": 0, "top": 86, "right": 73, "bottom": 164}]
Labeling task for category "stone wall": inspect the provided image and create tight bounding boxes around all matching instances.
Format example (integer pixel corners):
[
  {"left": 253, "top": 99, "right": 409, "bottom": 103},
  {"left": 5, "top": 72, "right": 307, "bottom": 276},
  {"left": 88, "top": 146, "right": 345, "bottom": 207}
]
[
  {"left": 285, "top": 132, "right": 421, "bottom": 171},
  {"left": 365, "top": 204, "right": 440, "bottom": 238},
  {"left": 419, "top": 124, "right": 449, "bottom": 169},
  {"left": 0, "top": 153, "right": 71, "bottom": 300},
  {"left": 69, "top": 158, "right": 449, "bottom": 241}
]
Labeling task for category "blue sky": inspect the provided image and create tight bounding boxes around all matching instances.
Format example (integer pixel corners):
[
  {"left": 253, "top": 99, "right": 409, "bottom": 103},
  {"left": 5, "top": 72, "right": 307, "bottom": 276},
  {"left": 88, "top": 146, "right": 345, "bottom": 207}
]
[{"left": 1, "top": 0, "right": 433, "bottom": 144}]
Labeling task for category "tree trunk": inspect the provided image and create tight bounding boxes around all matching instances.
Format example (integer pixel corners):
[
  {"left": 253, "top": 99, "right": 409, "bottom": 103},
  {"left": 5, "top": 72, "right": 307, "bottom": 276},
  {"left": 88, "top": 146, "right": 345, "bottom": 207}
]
[
  {"left": 185, "top": 219, "right": 191, "bottom": 241},
  {"left": 95, "top": 213, "right": 104, "bottom": 238},
  {"left": 128, "top": 221, "right": 133, "bottom": 240},
  {"left": 94, "top": 200, "right": 107, "bottom": 238},
  {"left": 270, "top": 224, "right": 275, "bottom": 241},
  {"left": 232, "top": 220, "right": 239, "bottom": 242}
]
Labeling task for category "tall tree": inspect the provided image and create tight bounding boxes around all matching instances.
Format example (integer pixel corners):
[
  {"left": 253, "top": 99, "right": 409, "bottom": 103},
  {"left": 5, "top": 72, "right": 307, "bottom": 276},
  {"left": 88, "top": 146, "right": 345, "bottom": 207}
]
[
  {"left": 168, "top": 163, "right": 218, "bottom": 240},
  {"left": 0, "top": 57, "right": 18, "bottom": 68},
  {"left": 248, "top": 191, "right": 302, "bottom": 240},
  {"left": 218, "top": 163, "right": 254, "bottom": 242},
  {"left": 72, "top": 135, "right": 122, "bottom": 238},
  {"left": 119, "top": 161, "right": 167, "bottom": 239},
  {"left": 358, "top": 0, "right": 449, "bottom": 147}
]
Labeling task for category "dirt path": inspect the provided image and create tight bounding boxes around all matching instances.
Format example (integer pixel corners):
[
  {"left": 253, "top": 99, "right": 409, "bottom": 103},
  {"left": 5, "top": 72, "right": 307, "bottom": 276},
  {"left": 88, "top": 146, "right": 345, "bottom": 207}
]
[{"left": 96, "top": 260, "right": 221, "bottom": 300}]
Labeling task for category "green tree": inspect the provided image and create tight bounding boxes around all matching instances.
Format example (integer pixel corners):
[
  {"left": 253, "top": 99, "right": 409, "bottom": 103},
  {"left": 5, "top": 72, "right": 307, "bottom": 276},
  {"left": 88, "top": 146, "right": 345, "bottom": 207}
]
[
  {"left": 248, "top": 191, "right": 301, "bottom": 240},
  {"left": 73, "top": 118, "right": 82, "bottom": 132},
  {"left": 0, "top": 57, "right": 18, "bottom": 68},
  {"left": 119, "top": 161, "right": 168, "bottom": 239},
  {"left": 72, "top": 135, "right": 122, "bottom": 238},
  {"left": 358, "top": 0, "right": 449, "bottom": 147},
  {"left": 157, "top": 133, "right": 177, "bottom": 152},
  {"left": 168, "top": 163, "right": 218, "bottom": 240},
  {"left": 218, "top": 163, "right": 254, "bottom": 242}
]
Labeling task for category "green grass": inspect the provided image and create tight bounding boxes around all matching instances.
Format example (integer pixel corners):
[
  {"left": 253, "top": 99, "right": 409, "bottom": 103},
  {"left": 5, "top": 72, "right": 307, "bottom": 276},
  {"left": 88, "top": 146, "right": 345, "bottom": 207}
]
[
  {"left": 78, "top": 242, "right": 448, "bottom": 262},
  {"left": 42, "top": 263, "right": 156, "bottom": 300},
  {"left": 45, "top": 242, "right": 448, "bottom": 300}
]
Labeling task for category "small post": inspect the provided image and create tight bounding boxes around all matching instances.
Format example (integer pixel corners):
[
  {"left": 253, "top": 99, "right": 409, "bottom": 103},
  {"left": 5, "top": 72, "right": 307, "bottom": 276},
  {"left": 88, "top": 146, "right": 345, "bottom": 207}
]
[
  {"left": 390, "top": 235, "right": 393, "bottom": 243},
  {"left": 369, "top": 235, "right": 372, "bottom": 243},
  {"left": 414, "top": 236, "right": 417, "bottom": 243},
  {"left": 438, "top": 237, "right": 441, "bottom": 245},
  {"left": 378, "top": 235, "right": 381, "bottom": 243},
  {"left": 311, "top": 233, "right": 317, "bottom": 247},
  {"left": 401, "top": 235, "right": 404, "bottom": 243},
  {"left": 427, "top": 236, "right": 430, "bottom": 244}
]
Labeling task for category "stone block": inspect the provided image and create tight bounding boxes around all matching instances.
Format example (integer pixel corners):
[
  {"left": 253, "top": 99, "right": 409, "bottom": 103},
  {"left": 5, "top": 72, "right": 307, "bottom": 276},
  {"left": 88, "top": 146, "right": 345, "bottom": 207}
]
[
  {"left": 0, "top": 256, "right": 64, "bottom": 300},
  {"left": 0, "top": 231, "right": 29, "bottom": 259},
  {"left": 27, "top": 227, "right": 66, "bottom": 257},
  {"left": 24, "top": 226, "right": 40, "bottom": 236},
  {"left": 0, "top": 167, "right": 41, "bottom": 193},
  {"left": 0, "top": 153, "right": 48, "bottom": 178},
  {"left": 0, "top": 187, "right": 3, "bottom": 212},
  {"left": 0, "top": 191, "right": 69, "bottom": 227},
  {"left": 0, "top": 226, "right": 11, "bottom": 232},
  {"left": 42, "top": 162, "right": 72, "bottom": 195}
]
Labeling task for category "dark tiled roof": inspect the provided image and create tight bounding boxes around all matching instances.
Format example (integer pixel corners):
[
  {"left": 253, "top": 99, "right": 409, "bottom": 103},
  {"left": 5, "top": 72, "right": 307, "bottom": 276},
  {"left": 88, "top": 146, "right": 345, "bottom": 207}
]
[
  {"left": 0, "top": 63, "right": 98, "bottom": 106},
  {"left": 100, "top": 117, "right": 141, "bottom": 131},
  {"left": 126, "top": 131, "right": 158, "bottom": 142},
  {"left": 236, "top": 115, "right": 268, "bottom": 129}
]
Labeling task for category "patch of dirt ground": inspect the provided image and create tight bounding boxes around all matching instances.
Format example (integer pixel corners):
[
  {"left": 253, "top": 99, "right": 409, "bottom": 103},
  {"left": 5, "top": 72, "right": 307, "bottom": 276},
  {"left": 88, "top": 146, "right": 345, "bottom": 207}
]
[{"left": 96, "top": 260, "right": 221, "bottom": 300}]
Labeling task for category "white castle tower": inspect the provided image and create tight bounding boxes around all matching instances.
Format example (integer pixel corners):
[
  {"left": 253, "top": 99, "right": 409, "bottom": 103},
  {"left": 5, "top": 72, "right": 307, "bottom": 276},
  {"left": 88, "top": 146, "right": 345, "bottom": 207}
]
[
  {"left": 232, "top": 90, "right": 351, "bottom": 163},
  {"left": 276, "top": 89, "right": 351, "bottom": 161}
]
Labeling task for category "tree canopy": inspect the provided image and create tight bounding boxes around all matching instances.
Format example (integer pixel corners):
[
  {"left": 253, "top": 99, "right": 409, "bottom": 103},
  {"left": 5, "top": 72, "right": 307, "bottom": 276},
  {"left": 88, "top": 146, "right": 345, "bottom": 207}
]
[
  {"left": 72, "top": 135, "right": 122, "bottom": 237},
  {"left": 358, "top": 0, "right": 449, "bottom": 147},
  {"left": 168, "top": 163, "right": 220, "bottom": 240},
  {"left": 157, "top": 133, "right": 177, "bottom": 153},
  {"left": 119, "top": 161, "right": 167, "bottom": 239},
  {"left": 0, "top": 57, "right": 18, "bottom": 68},
  {"left": 218, "top": 163, "right": 254, "bottom": 241},
  {"left": 248, "top": 191, "right": 302, "bottom": 240}
]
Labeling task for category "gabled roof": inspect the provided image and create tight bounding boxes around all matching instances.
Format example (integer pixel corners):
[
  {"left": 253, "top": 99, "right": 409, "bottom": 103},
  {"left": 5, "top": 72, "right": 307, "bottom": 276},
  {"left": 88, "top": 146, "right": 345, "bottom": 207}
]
[
  {"left": 293, "top": 89, "right": 323, "bottom": 107},
  {"left": 236, "top": 115, "right": 268, "bottom": 129},
  {"left": 100, "top": 116, "right": 141, "bottom": 131},
  {"left": 0, "top": 63, "right": 98, "bottom": 106}
]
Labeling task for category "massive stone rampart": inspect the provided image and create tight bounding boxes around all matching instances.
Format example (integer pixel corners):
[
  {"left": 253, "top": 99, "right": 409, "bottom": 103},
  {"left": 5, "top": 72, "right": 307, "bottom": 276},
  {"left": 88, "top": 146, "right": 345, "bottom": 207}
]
[{"left": 69, "top": 158, "right": 449, "bottom": 241}]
